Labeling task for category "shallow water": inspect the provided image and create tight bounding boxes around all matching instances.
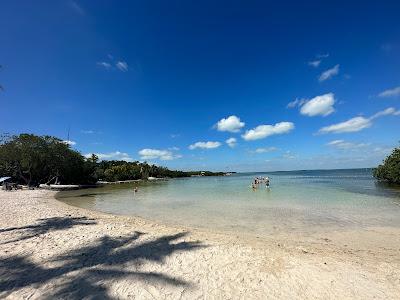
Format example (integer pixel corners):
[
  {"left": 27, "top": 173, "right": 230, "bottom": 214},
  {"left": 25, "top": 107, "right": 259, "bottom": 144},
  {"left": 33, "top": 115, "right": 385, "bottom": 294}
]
[{"left": 57, "top": 169, "right": 400, "bottom": 237}]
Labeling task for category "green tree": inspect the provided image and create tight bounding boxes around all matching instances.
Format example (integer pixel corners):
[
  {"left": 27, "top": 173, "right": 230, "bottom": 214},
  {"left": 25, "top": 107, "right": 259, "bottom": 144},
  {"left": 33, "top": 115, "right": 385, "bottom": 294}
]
[
  {"left": 0, "top": 133, "right": 227, "bottom": 185},
  {"left": 373, "top": 147, "right": 400, "bottom": 184},
  {"left": 0, "top": 134, "right": 96, "bottom": 185}
]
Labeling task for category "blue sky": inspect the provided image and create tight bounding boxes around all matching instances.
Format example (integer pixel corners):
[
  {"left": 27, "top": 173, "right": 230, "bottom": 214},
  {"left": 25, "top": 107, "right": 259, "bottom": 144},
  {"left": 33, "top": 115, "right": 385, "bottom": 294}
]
[{"left": 1, "top": 1, "right": 399, "bottom": 171}]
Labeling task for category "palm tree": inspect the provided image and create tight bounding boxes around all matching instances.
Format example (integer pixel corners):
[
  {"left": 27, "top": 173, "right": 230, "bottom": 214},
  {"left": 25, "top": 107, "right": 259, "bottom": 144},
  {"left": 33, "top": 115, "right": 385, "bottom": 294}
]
[{"left": 139, "top": 163, "right": 150, "bottom": 179}]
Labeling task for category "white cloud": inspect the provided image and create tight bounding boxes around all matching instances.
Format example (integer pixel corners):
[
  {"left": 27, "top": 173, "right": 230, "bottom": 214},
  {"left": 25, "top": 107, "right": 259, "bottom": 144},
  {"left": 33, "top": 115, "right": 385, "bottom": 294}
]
[
  {"left": 97, "top": 62, "right": 111, "bottom": 69},
  {"left": 85, "top": 151, "right": 133, "bottom": 162},
  {"left": 319, "top": 117, "right": 371, "bottom": 134},
  {"left": 168, "top": 146, "right": 180, "bottom": 151},
  {"left": 62, "top": 140, "right": 76, "bottom": 146},
  {"left": 372, "top": 146, "right": 393, "bottom": 156},
  {"left": 189, "top": 141, "right": 222, "bottom": 150},
  {"left": 307, "top": 53, "right": 328, "bottom": 68},
  {"left": 254, "top": 147, "right": 277, "bottom": 153},
  {"left": 300, "top": 93, "right": 336, "bottom": 117},
  {"left": 319, "top": 64, "right": 339, "bottom": 82},
  {"left": 308, "top": 60, "right": 321, "bottom": 67},
  {"left": 370, "top": 107, "right": 400, "bottom": 119},
  {"left": 226, "top": 137, "right": 237, "bottom": 148},
  {"left": 138, "top": 149, "right": 181, "bottom": 161},
  {"left": 317, "top": 53, "right": 329, "bottom": 58},
  {"left": 327, "top": 140, "right": 369, "bottom": 150},
  {"left": 215, "top": 115, "right": 245, "bottom": 132},
  {"left": 378, "top": 86, "right": 400, "bottom": 98},
  {"left": 97, "top": 56, "right": 129, "bottom": 72},
  {"left": 287, "top": 98, "right": 306, "bottom": 108},
  {"left": 318, "top": 107, "right": 399, "bottom": 134},
  {"left": 282, "top": 151, "right": 297, "bottom": 159},
  {"left": 170, "top": 133, "right": 180, "bottom": 138},
  {"left": 242, "top": 122, "right": 294, "bottom": 141},
  {"left": 116, "top": 61, "right": 128, "bottom": 72}
]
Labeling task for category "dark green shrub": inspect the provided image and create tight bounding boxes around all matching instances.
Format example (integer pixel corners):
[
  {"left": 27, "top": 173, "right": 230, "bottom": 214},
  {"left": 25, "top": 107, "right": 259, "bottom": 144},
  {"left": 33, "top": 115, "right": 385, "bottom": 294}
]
[{"left": 373, "top": 147, "right": 400, "bottom": 184}]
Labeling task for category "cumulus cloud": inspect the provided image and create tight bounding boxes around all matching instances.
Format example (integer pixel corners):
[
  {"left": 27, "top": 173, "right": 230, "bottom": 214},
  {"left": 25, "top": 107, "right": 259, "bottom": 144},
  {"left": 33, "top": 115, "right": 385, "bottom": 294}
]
[
  {"left": 62, "top": 140, "right": 76, "bottom": 146},
  {"left": 327, "top": 140, "right": 369, "bottom": 150},
  {"left": 189, "top": 141, "right": 222, "bottom": 150},
  {"left": 308, "top": 60, "right": 321, "bottom": 67},
  {"left": 254, "top": 147, "right": 277, "bottom": 153},
  {"left": 226, "top": 137, "right": 237, "bottom": 148},
  {"left": 242, "top": 122, "right": 294, "bottom": 141},
  {"left": 215, "top": 115, "right": 245, "bottom": 132},
  {"left": 378, "top": 86, "right": 400, "bottom": 98},
  {"left": 138, "top": 149, "right": 181, "bottom": 161},
  {"left": 319, "top": 64, "right": 339, "bottom": 82},
  {"left": 318, "top": 107, "right": 400, "bottom": 134},
  {"left": 116, "top": 61, "right": 128, "bottom": 72},
  {"left": 299, "top": 93, "right": 336, "bottom": 117},
  {"left": 85, "top": 151, "right": 133, "bottom": 162}
]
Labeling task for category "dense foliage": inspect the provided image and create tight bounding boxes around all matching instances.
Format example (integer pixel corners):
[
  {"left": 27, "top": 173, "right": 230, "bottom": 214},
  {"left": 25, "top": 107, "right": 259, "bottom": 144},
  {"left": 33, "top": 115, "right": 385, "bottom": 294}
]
[
  {"left": 91, "top": 158, "right": 225, "bottom": 182},
  {"left": 0, "top": 134, "right": 225, "bottom": 185},
  {"left": 0, "top": 134, "right": 96, "bottom": 185},
  {"left": 373, "top": 147, "right": 400, "bottom": 184},
  {"left": 94, "top": 159, "right": 190, "bottom": 182}
]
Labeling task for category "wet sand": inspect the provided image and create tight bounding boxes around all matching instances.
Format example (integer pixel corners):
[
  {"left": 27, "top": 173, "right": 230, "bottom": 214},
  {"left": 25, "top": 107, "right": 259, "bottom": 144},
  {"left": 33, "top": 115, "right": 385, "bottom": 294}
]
[{"left": 0, "top": 190, "right": 399, "bottom": 299}]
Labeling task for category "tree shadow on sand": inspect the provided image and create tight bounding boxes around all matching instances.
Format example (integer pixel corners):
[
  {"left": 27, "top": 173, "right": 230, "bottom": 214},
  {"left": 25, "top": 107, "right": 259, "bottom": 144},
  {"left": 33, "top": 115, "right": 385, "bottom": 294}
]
[
  {"left": 0, "top": 230, "right": 205, "bottom": 298},
  {"left": 0, "top": 217, "right": 96, "bottom": 244}
]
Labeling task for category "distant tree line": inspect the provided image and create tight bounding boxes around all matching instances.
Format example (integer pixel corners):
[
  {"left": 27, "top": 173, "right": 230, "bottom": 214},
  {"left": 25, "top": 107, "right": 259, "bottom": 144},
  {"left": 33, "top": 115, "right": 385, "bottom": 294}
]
[
  {"left": 373, "top": 146, "right": 400, "bottom": 184},
  {"left": 0, "top": 134, "right": 225, "bottom": 186}
]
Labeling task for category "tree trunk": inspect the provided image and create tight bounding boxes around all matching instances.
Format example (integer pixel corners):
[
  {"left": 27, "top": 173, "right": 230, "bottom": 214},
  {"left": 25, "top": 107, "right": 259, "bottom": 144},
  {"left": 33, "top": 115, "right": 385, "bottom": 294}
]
[{"left": 16, "top": 167, "right": 29, "bottom": 185}]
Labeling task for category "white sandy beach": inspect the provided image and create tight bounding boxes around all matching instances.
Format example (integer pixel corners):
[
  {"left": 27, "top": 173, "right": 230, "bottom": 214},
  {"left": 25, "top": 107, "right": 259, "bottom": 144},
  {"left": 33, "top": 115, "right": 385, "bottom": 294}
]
[{"left": 0, "top": 189, "right": 399, "bottom": 299}]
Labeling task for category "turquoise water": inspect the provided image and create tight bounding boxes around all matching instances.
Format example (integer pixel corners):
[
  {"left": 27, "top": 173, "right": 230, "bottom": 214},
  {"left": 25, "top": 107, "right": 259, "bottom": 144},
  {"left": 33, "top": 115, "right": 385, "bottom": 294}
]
[{"left": 57, "top": 169, "right": 400, "bottom": 236}]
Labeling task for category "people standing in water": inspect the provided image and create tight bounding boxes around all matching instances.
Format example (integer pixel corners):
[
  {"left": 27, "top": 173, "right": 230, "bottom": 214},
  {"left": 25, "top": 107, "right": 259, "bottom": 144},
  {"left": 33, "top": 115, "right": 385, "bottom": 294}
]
[
  {"left": 133, "top": 186, "right": 138, "bottom": 193},
  {"left": 265, "top": 176, "right": 270, "bottom": 189},
  {"left": 251, "top": 176, "right": 270, "bottom": 189}
]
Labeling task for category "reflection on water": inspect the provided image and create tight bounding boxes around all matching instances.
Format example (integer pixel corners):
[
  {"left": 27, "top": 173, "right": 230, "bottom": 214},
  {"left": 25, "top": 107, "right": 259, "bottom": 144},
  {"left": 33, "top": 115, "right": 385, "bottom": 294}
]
[{"left": 57, "top": 169, "right": 400, "bottom": 237}]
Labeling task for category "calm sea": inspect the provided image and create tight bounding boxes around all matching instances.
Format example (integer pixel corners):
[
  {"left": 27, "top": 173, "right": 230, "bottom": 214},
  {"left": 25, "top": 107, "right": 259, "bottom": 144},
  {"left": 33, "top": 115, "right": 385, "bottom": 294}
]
[{"left": 57, "top": 169, "right": 400, "bottom": 236}]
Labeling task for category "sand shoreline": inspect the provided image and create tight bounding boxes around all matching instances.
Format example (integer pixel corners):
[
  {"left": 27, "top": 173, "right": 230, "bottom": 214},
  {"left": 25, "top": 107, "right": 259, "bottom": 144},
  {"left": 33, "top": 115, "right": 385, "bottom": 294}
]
[{"left": 1, "top": 190, "right": 399, "bottom": 299}]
